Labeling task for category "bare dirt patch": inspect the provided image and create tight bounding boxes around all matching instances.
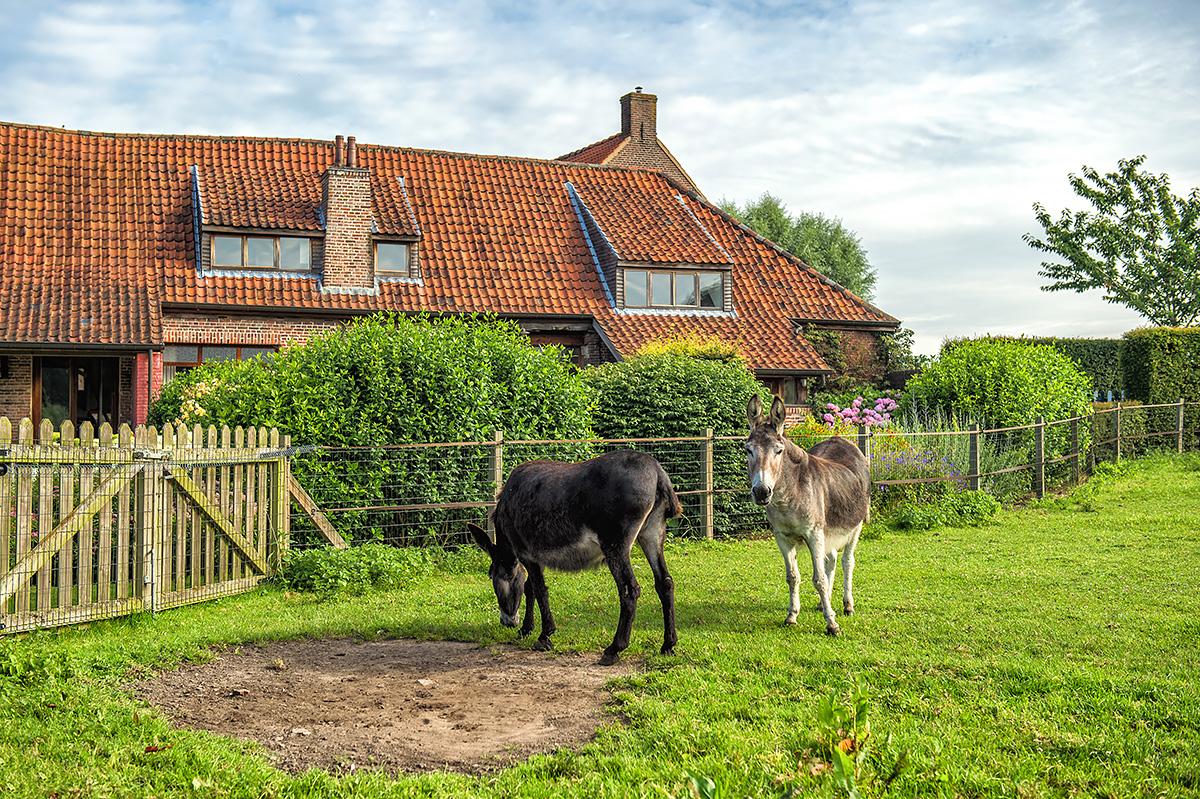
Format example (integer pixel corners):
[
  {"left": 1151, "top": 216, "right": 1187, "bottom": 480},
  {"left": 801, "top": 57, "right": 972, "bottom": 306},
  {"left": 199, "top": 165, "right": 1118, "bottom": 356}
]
[{"left": 130, "top": 638, "right": 634, "bottom": 776}]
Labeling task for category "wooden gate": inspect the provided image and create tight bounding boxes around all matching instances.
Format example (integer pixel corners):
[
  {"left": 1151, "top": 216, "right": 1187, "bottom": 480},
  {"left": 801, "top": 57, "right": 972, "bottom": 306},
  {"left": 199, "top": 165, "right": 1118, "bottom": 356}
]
[{"left": 0, "top": 417, "right": 290, "bottom": 634}]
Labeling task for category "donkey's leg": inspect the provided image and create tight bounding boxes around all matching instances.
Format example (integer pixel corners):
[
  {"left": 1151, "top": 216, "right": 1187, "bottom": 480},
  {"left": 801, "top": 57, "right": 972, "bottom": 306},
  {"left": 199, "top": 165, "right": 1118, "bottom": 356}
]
[
  {"left": 638, "top": 515, "right": 677, "bottom": 656},
  {"left": 823, "top": 549, "right": 838, "bottom": 611},
  {"left": 805, "top": 534, "right": 839, "bottom": 635},
  {"left": 774, "top": 532, "right": 802, "bottom": 625},
  {"left": 841, "top": 526, "right": 862, "bottom": 616},
  {"left": 522, "top": 561, "right": 556, "bottom": 650},
  {"left": 600, "top": 553, "right": 641, "bottom": 665}
]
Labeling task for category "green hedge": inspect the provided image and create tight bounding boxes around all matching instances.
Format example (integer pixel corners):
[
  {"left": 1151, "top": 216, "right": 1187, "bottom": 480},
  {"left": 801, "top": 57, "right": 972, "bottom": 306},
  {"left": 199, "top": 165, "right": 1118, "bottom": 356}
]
[
  {"left": 1122, "top": 327, "right": 1200, "bottom": 444},
  {"left": 943, "top": 335, "right": 1123, "bottom": 398}
]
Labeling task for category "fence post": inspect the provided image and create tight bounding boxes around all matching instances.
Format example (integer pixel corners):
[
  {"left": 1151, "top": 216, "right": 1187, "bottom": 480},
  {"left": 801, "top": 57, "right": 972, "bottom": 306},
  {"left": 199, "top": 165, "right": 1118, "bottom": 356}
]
[
  {"left": 969, "top": 424, "right": 980, "bottom": 492},
  {"left": 857, "top": 425, "right": 871, "bottom": 460},
  {"left": 1115, "top": 404, "right": 1122, "bottom": 462},
  {"left": 1178, "top": 398, "right": 1186, "bottom": 454},
  {"left": 488, "top": 430, "right": 503, "bottom": 538},
  {"left": 1034, "top": 416, "right": 1045, "bottom": 499},
  {"left": 133, "top": 425, "right": 162, "bottom": 614},
  {"left": 1070, "top": 415, "right": 1081, "bottom": 486},
  {"left": 702, "top": 428, "right": 714, "bottom": 541}
]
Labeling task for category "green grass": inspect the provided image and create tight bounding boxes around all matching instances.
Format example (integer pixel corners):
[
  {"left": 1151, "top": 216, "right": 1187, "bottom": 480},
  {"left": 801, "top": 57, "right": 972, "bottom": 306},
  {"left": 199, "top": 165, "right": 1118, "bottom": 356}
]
[{"left": 2, "top": 454, "right": 1199, "bottom": 798}]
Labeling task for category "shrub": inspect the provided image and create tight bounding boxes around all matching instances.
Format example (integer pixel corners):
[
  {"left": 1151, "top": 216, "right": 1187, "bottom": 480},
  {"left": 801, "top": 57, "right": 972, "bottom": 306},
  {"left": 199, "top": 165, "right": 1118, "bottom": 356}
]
[
  {"left": 149, "top": 313, "right": 595, "bottom": 547},
  {"left": 892, "top": 490, "right": 1000, "bottom": 530},
  {"left": 1122, "top": 327, "right": 1200, "bottom": 446},
  {"left": 901, "top": 339, "right": 1092, "bottom": 481},
  {"left": 583, "top": 336, "right": 768, "bottom": 535},
  {"left": 279, "top": 542, "right": 485, "bottom": 595}
]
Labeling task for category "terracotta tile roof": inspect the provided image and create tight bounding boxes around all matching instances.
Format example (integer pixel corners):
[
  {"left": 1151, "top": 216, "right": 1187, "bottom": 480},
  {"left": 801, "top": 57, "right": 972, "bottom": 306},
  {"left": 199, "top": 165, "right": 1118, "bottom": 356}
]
[
  {"left": 0, "top": 120, "right": 897, "bottom": 371},
  {"left": 557, "top": 133, "right": 628, "bottom": 165}
]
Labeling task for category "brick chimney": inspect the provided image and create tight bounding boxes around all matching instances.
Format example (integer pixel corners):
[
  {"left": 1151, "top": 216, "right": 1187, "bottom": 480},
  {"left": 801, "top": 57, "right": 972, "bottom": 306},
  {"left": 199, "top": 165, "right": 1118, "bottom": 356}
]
[
  {"left": 620, "top": 88, "right": 657, "bottom": 143},
  {"left": 321, "top": 135, "right": 375, "bottom": 293}
]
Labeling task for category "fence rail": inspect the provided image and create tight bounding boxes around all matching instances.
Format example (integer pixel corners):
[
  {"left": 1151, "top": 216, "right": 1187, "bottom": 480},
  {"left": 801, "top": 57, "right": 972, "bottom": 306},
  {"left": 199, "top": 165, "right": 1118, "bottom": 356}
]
[{"left": 287, "top": 399, "right": 1197, "bottom": 550}]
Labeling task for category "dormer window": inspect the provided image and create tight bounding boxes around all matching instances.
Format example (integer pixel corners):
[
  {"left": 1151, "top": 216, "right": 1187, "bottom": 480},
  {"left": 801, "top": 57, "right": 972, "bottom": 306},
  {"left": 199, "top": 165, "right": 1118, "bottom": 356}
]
[
  {"left": 375, "top": 242, "right": 411, "bottom": 276},
  {"left": 212, "top": 234, "right": 312, "bottom": 271},
  {"left": 625, "top": 269, "right": 724, "bottom": 309}
]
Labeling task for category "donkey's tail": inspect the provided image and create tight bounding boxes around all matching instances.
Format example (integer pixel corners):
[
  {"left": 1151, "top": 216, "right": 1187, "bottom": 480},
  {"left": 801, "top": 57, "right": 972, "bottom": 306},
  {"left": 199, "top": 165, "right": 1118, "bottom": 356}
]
[{"left": 656, "top": 463, "right": 683, "bottom": 519}]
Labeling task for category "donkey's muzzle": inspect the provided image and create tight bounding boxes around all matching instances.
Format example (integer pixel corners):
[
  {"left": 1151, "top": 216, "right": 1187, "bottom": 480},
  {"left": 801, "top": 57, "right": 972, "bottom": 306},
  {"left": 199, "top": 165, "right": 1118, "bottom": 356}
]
[
  {"left": 500, "top": 613, "right": 519, "bottom": 628},
  {"left": 751, "top": 484, "right": 772, "bottom": 505}
]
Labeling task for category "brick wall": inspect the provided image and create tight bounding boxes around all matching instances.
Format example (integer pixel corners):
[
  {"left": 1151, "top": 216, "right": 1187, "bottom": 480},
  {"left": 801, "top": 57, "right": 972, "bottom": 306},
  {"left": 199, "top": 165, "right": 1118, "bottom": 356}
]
[
  {"left": 612, "top": 90, "right": 697, "bottom": 193},
  {"left": 321, "top": 165, "right": 375, "bottom": 293},
  {"left": 0, "top": 354, "right": 32, "bottom": 421}
]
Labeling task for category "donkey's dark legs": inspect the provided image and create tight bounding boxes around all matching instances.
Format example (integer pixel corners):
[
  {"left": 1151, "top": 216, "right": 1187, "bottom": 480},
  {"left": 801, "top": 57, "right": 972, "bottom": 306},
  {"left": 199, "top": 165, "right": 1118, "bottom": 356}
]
[
  {"left": 639, "top": 529, "right": 677, "bottom": 655},
  {"left": 520, "top": 561, "right": 556, "bottom": 649},
  {"left": 600, "top": 554, "right": 641, "bottom": 666}
]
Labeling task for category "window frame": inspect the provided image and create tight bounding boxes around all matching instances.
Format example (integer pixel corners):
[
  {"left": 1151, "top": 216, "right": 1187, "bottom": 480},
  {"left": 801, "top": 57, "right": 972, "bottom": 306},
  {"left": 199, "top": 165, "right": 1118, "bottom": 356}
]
[
  {"left": 623, "top": 268, "right": 725, "bottom": 310},
  {"left": 209, "top": 233, "right": 313, "bottom": 272},
  {"left": 162, "top": 345, "right": 277, "bottom": 385},
  {"left": 374, "top": 241, "right": 411, "bottom": 276}
]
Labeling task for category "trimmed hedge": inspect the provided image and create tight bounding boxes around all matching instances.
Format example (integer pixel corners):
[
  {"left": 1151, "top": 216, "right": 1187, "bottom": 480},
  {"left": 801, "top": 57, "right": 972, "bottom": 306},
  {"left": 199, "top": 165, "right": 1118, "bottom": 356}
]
[
  {"left": 943, "top": 335, "right": 1123, "bottom": 398},
  {"left": 1122, "top": 327, "right": 1200, "bottom": 442}
]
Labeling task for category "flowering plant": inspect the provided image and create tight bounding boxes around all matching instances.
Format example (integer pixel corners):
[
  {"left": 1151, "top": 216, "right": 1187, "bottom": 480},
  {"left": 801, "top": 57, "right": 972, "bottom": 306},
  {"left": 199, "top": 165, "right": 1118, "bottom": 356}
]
[{"left": 822, "top": 390, "right": 900, "bottom": 428}]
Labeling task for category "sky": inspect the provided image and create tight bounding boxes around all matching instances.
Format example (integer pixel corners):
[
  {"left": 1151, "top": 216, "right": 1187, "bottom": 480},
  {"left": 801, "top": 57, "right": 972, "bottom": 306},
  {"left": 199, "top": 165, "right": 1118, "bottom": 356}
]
[{"left": 1, "top": 0, "right": 1198, "bottom": 355}]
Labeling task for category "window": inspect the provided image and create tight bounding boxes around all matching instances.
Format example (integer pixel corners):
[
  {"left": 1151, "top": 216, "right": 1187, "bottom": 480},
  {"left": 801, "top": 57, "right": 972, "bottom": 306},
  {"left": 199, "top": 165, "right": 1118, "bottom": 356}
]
[
  {"left": 375, "top": 242, "right": 410, "bottom": 275},
  {"left": 162, "top": 345, "right": 275, "bottom": 384},
  {"left": 624, "top": 269, "right": 724, "bottom": 309},
  {"left": 211, "top": 234, "right": 312, "bottom": 271},
  {"left": 35, "top": 356, "right": 119, "bottom": 429}
]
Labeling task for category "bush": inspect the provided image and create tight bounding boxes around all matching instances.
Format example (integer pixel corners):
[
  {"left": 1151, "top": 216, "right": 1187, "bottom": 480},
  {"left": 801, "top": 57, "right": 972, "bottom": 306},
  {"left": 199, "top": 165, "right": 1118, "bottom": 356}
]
[
  {"left": 901, "top": 339, "right": 1093, "bottom": 481},
  {"left": 149, "top": 313, "right": 595, "bottom": 547},
  {"left": 1122, "top": 327, "right": 1200, "bottom": 446},
  {"left": 891, "top": 490, "right": 1000, "bottom": 531},
  {"left": 583, "top": 334, "right": 768, "bottom": 535},
  {"left": 280, "top": 542, "right": 486, "bottom": 595}
]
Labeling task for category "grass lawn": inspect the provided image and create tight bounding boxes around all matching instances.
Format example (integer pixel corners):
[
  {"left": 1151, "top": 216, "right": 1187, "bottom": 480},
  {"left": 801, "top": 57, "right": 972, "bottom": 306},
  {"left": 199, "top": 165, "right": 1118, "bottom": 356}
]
[{"left": 1, "top": 454, "right": 1197, "bottom": 798}]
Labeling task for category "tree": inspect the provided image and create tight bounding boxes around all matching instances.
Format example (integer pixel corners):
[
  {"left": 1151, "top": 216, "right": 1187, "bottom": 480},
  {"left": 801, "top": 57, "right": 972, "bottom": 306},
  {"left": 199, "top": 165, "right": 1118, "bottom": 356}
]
[
  {"left": 719, "top": 193, "right": 878, "bottom": 301},
  {"left": 1025, "top": 155, "right": 1200, "bottom": 327}
]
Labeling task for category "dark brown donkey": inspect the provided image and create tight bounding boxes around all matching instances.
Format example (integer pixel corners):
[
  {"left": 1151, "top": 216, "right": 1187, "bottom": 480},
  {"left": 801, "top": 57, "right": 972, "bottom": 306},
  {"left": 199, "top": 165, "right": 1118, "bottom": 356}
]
[
  {"left": 467, "top": 449, "right": 681, "bottom": 665},
  {"left": 745, "top": 393, "right": 871, "bottom": 635}
]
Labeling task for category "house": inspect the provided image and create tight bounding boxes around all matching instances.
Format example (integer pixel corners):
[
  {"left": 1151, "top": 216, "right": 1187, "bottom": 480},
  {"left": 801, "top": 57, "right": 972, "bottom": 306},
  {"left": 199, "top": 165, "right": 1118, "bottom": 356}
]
[{"left": 0, "top": 91, "right": 899, "bottom": 430}]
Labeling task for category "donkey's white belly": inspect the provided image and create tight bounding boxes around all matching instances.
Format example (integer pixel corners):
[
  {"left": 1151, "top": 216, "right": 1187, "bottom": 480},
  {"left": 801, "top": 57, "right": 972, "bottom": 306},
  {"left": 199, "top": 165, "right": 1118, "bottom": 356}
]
[{"left": 767, "top": 506, "right": 859, "bottom": 553}]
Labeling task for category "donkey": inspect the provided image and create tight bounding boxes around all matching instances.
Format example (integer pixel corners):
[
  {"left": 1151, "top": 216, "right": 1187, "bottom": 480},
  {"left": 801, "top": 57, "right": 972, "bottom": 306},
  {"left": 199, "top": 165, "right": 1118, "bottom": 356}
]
[
  {"left": 745, "top": 393, "right": 871, "bottom": 635},
  {"left": 467, "top": 449, "right": 681, "bottom": 665}
]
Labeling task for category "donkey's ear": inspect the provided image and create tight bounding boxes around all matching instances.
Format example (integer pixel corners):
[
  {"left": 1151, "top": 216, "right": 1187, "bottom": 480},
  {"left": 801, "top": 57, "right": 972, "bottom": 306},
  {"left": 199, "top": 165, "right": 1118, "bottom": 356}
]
[
  {"left": 467, "top": 523, "right": 494, "bottom": 555},
  {"left": 769, "top": 395, "right": 787, "bottom": 434},
  {"left": 747, "top": 393, "right": 764, "bottom": 428}
]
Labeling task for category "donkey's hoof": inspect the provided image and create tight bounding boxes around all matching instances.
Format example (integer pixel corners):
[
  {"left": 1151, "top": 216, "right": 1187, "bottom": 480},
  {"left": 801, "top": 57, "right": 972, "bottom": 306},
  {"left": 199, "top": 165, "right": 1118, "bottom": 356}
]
[
  {"left": 532, "top": 638, "right": 553, "bottom": 651},
  {"left": 825, "top": 625, "right": 841, "bottom": 637},
  {"left": 597, "top": 651, "right": 621, "bottom": 666},
  {"left": 784, "top": 616, "right": 798, "bottom": 626}
]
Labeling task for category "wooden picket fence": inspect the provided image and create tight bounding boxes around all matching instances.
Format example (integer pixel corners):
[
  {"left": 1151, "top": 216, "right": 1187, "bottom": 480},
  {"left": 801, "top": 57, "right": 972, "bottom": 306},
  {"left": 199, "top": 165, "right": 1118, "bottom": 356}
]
[{"left": 0, "top": 417, "right": 291, "bottom": 634}]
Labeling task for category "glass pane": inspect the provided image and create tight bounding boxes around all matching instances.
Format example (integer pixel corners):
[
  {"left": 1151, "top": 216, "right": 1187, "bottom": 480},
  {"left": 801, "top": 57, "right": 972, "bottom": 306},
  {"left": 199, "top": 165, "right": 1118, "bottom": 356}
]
[
  {"left": 212, "top": 236, "right": 242, "bottom": 267},
  {"left": 675, "top": 274, "right": 697, "bottom": 306},
  {"left": 625, "top": 270, "right": 647, "bottom": 306},
  {"left": 279, "top": 237, "right": 311, "bottom": 271},
  {"left": 40, "top": 357, "right": 71, "bottom": 428},
  {"left": 163, "top": 345, "right": 199, "bottom": 363},
  {"left": 699, "top": 273, "right": 722, "bottom": 308},
  {"left": 376, "top": 242, "right": 409, "bottom": 273},
  {"left": 239, "top": 347, "right": 274, "bottom": 360},
  {"left": 651, "top": 273, "right": 673, "bottom": 305},
  {"left": 246, "top": 237, "right": 275, "bottom": 268},
  {"left": 202, "top": 346, "right": 237, "bottom": 362},
  {"left": 781, "top": 378, "right": 799, "bottom": 405}
]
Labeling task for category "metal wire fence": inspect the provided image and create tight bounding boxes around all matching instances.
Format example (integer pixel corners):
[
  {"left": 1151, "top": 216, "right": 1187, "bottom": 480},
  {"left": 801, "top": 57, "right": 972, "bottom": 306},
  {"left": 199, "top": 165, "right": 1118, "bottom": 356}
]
[{"left": 287, "top": 400, "right": 1197, "bottom": 550}]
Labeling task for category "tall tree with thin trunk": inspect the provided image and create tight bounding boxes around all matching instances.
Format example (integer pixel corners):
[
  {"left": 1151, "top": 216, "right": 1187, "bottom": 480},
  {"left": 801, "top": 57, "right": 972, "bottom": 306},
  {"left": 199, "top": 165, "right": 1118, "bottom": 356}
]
[{"left": 1024, "top": 155, "right": 1200, "bottom": 327}]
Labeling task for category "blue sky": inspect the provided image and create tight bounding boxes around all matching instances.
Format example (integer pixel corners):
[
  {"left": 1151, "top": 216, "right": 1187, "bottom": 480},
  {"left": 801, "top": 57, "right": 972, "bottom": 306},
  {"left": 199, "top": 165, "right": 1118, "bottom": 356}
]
[{"left": 2, "top": 0, "right": 1198, "bottom": 354}]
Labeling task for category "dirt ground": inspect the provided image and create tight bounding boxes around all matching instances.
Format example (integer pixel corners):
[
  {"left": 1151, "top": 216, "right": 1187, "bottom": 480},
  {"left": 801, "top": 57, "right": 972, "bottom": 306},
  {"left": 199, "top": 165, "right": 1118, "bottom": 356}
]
[{"left": 130, "top": 637, "right": 634, "bottom": 776}]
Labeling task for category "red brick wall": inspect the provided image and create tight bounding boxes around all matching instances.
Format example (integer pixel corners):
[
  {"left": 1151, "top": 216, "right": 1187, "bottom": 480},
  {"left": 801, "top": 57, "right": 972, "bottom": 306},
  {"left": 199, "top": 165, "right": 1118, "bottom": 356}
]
[
  {"left": 321, "top": 166, "right": 375, "bottom": 292},
  {"left": 0, "top": 354, "right": 32, "bottom": 422}
]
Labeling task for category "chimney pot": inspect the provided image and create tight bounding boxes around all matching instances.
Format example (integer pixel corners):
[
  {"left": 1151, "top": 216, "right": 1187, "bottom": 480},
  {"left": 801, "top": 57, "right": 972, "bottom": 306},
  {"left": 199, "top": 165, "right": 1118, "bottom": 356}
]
[
  {"left": 334, "top": 135, "right": 344, "bottom": 167},
  {"left": 347, "top": 136, "right": 357, "bottom": 168}
]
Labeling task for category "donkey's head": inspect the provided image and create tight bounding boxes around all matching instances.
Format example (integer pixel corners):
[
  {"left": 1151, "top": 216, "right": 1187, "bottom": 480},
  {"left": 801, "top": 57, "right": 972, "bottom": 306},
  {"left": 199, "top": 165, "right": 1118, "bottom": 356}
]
[
  {"left": 745, "top": 393, "right": 791, "bottom": 506},
  {"left": 467, "top": 523, "right": 524, "bottom": 628}
]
